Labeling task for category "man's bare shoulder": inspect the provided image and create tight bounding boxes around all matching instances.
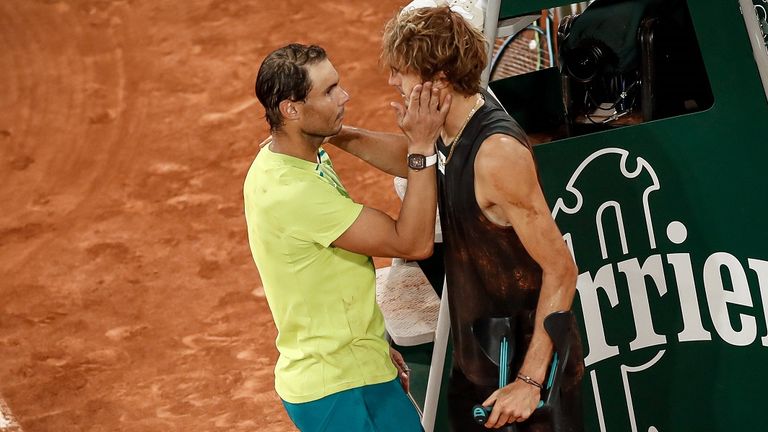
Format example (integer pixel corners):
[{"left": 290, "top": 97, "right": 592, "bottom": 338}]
[
  {"left": 473, "top": 134, "right": 540, "bottom": 218},
  {"left": 475, "top": 133, "right": 535, "bottom": 177}
]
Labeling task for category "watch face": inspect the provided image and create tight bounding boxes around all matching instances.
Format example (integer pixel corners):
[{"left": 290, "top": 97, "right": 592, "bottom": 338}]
[{"left": 408, "top": 154, "right": 426, "bottom": 170}]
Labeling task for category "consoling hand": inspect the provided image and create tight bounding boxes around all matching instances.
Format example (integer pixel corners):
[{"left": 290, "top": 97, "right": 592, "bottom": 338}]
[{"left": 390, "top": 81, "right": 451, "bottom": 153}]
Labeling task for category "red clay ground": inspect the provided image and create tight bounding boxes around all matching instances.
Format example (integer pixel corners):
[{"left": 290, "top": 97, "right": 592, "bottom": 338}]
[{"left": 0, "top": 1, "right": 406, "bottom": 430}]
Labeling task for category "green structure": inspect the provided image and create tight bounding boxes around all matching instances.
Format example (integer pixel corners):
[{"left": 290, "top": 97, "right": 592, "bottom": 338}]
[
  {"left": 498, "top": 0, "right": 768, "bottom": 430},
  {"left": 404, "top": 0, "right": 768, "bottom": 430}
]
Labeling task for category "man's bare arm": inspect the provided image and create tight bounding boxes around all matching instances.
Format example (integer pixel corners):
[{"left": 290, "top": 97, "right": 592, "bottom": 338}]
[
  {"left": 328, "top": 126, "right": 410, "bottom": 177},
  {"left": 332, "top": 83, "right": 451, "bottom": 259},
  {"left": 259, "top": 127, "right": 410, "bottom": 177},
  {"left": 475, "top": 135, "right": 578, "bottom": 428}
]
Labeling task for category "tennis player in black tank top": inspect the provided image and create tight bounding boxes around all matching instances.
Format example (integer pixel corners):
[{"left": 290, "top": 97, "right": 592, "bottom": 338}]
[
  {"left": 329, "top": 6, "right": 584, "bottom": 431},
  {"left": 436, "top": 88, "right": 584, "bottom": 432}
]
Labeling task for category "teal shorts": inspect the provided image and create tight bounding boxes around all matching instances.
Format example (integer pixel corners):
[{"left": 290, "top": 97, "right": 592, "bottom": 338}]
[{"left": 282, "top": 378, "right": 424, "bottom": 432}]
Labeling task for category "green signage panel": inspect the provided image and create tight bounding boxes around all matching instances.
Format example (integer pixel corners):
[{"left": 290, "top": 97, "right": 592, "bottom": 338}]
[{"left": 501, "top": 0, "right": 768, "bottom": 430}]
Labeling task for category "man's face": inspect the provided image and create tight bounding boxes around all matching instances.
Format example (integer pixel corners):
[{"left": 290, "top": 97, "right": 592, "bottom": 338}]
[
  {"left": 388, "top": 67, "right": 422, "bottom": 106},
  {"left": 296, "top": 59, "right": 350, "bottom": 138}
]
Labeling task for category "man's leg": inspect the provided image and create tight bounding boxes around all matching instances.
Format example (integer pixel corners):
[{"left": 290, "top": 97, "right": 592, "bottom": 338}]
[
  {"left": 283, "top": 379, "right": 422, "bottom": 432},
  {"left": 282, "top": 387, "right": 374, "bottom": 432},
  {"left": 363, "top": 378, "right": 424, "bottom": 432}
]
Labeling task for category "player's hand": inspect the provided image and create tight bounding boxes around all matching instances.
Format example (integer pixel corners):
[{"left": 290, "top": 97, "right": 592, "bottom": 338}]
[
  {"left": 390, "top": 81, "right": 451, "bottom": 154},
  {"left": 389, "top": 346, "right": 411, "bottom": 394},
  {"left": 481, "top": 379, "right": 540, "bottom": 428}
]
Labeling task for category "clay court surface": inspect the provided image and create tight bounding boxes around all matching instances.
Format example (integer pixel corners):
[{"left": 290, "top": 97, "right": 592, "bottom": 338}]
[{"left": 0, "top": 1, "right": 406, "bottom": 430}]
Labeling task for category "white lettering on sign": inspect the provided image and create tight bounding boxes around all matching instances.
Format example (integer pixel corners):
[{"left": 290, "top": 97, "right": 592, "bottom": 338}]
[{"left": 552, "top": 147, "right": 768, "bottom": 431}]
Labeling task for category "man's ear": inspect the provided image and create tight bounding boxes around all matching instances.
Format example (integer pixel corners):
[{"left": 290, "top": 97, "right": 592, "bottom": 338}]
[{"left": 279, "top": 100, "right": 300, "bottom": 121}]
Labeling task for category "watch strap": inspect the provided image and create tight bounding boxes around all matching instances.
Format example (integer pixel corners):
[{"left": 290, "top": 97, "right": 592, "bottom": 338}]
[{"left": 407, "top": 153, "right": 438, "bottom": 170}]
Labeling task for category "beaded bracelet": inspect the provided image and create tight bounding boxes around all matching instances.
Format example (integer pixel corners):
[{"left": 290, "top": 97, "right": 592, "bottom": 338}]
[{"left": 516, "top": 373, "right": 543, "bottom": 389}]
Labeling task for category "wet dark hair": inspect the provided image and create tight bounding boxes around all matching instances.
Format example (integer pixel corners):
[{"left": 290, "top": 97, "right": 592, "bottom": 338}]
[{"left": 255, "top": 43, "right": 327, "bottom": 131}]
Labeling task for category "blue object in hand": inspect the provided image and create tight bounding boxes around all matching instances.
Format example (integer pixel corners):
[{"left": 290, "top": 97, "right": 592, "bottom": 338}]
[{"left": 472, "top": 404, "right": 492, "bottom": 425}]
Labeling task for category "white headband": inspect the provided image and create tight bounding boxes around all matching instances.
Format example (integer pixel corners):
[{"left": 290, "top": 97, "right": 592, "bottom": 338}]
[{"left": 401, "top": 0, "right": 485, "bottom": 30}]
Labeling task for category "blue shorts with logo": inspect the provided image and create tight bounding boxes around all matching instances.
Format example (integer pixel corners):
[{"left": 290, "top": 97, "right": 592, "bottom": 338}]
[{"left": 282, "top": 378, "right": 423, "bottom": 432}]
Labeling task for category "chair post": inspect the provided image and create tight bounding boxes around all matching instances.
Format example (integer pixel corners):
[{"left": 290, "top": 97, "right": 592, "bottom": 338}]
[
  {"left": 481, "top": 0, "right": 502, "bottom": 88},
  {"left": 421, "top": 279, "right": 451, "bottom": 432}
]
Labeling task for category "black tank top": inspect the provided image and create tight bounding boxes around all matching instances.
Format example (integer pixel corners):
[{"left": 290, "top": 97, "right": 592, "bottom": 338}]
[{"left": 436, "top": 90, "right": 544, "bottom": 386}]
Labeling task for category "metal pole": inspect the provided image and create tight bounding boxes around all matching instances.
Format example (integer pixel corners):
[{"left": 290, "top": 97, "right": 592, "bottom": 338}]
[
  {"left": 481, "top": 0, "right": 502, "bottom": 88},
  {"left": 740, "top": 0, "right": 768, "bottom": 103},
  {"left": 421, "top": 279, "right": 451, "bottom": 432}
]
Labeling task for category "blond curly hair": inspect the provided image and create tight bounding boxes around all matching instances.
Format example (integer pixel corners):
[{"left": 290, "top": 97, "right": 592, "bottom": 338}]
[{"left": 382, "top": 6, "right": 488, "bottom": 96}]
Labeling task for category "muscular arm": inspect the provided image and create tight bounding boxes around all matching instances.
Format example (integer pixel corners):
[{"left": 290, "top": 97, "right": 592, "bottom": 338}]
[
  {"left": 333, "top": 163, "right": 436, "bottom": 260},
  {"left": 329, "top": 126, "right": 409, "bottom": 177},
  {"left": 476, "top": 134, "right": 577, "bottom": 428},
  {"left": 332, "top": 83, "right": 450, "bottom": 260}
]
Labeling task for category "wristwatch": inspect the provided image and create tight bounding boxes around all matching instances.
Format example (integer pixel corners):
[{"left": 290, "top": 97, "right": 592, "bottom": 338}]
[{"left": 407, "top": 153, "right": 437, "bottom": 170}]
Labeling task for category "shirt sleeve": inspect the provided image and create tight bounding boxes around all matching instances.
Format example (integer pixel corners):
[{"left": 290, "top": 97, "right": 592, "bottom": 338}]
[{"left": 278, "top": 171, "right": 364, "bottom": 248}]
